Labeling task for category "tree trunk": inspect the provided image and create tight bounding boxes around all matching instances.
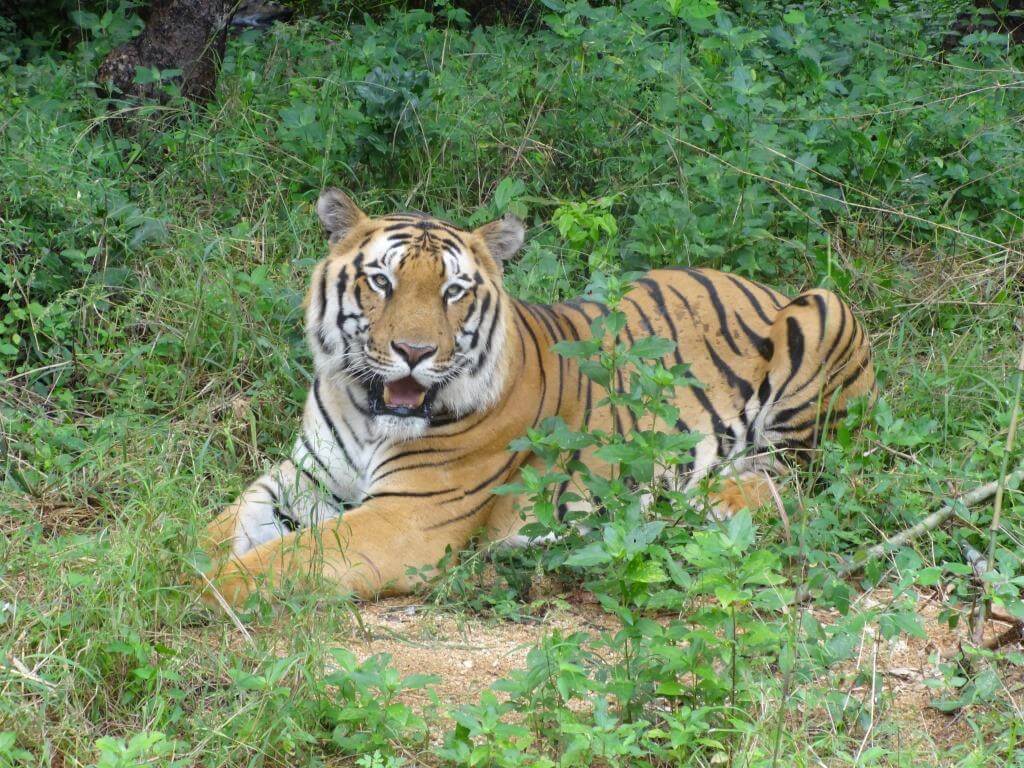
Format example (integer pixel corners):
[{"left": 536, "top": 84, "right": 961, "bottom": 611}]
[{"left": 97, "top": 0, "right": 229, "bottom": 105}]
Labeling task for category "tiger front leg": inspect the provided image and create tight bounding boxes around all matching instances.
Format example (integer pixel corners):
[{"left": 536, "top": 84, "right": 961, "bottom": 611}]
[
  {"left": 198, "top": 459, "right": 342, "bottom": 577},
  {"left": 200, "top": 499, "right": 473, "bottom": 607}
]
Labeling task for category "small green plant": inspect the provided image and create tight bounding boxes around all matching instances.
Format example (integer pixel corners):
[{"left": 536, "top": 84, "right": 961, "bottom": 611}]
[
  {"left": 0, "top": 732, "right": 34, "bottom": 768},
  {"left": 90, "top": 732, "right": 181, "bottom": 768},
  {"left": 551, "top": 197, "right": 619, "bottom": 275}
]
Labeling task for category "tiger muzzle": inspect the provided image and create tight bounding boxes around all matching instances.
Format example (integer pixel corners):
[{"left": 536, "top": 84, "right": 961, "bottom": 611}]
[{"left": 369, "top": 376, "right": 439, "bottom": 419}]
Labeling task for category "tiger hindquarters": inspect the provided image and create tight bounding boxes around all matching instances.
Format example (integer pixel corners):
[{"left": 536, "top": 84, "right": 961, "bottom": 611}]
[{"left": 705, "top": 287, "right": 875, "bottom": 519}]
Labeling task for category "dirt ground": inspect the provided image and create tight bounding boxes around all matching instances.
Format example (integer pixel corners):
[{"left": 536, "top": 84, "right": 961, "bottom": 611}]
[{"left": 337, "top": 587, "right": 1023, "bottom": 756}]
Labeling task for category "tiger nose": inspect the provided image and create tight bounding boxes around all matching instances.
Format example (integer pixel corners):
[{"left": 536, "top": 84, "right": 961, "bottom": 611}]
[{"left": 392, "top": 341, "right": 437, "bottom": 368}]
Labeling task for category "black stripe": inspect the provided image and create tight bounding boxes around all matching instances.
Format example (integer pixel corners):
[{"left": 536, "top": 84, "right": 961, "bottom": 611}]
[
  {"left": 526, "top": 303, "right": 560, "bottom": 345},
  {"left": 614, "top": 314, "right": 638, "bottom": 433},
  {"left": 564, "top": 298, "right": 610, "bottom": 318},
  {"left": 372, "top": 446, "right": 456, "bottom": 479},
  {"left": 829, "top": 314, "right": 861, "bottom": 376},
  {"left": 838, "top": 358, "right": 869, "bottom": 393},
  {"left": 299, "top": 433, "right": 340, "bottom": 487},
  {"left": 463, "top": 453, "right": 519, "bottom": 497},
  {"left": 682, "top": 269, "right": 741, "bottom": 355},
  {"left": 468, "top": 293, "right": 491, "bottom": 350},
  {"left": 624, "top": 295, "right": 656, "bottom": 335},
  {"left": 299, "top": 467, "right": 346, "bottom": 507},
  {"left": 313, "top": 377, "right": 357, "bottom": 470},
  {"left": 551, "top": 304, "right": 584, "bottom": 402},
  {"left": 315, "top": 327, "right": 335, "bottom": 355},
  {"left": 771, "top": 395, "right": 820, "bottom": 427},
  {"left": 639, "top": 279, "right": 685, "bottom": 368},
  {"left": 811, "top": 293, "right": 828, "bottom": 344},
  {"left": 346, "top": 385, "right": 374, "bottom": 417},
  {"left": 423, "top": 495, "right": 496, "bottom": 531},
  {"left": 335, "top": 267, "right": 349, "bottom": 331},
  {"left": 317, "top": 264, "right": 328, "bottom": 323},
  {"left": 825, "top": 299, "right": 849, "bottom": 365},
  {"left": 527, "top": 303, "right": 566, "bottom": 419},
  {"left": 745, "top": 276, "right": 785, "bottom": 309},
  {"left": 691, "top": 386, "right": 728, "bottom": 457},
  {"left": 256, "top": 481, "right": 279, "bottom": 503},
  {"left": 665, "top": 284, "right": 697, "bottom": 321},
  {"left": 470, "top": 295, "right": 502, "bottom": 375},
  {"left": 428, "top": 415, "right": 489, "bottom": 438},
  {"left": 340, "top": 413, "right": 365, "bottom": 449},
  {"left": 367, "top": 488, "right": 458, "bottom": 500},
  {"left": 273, "top": 507, "right": 298, "bottom": 531},
  {"left": 723, "top": 274, "right": 773, "bottom": 326},
  {"left": 373, "top": 457, "right": 454, "bottom": 484},
  {"left": 513, "top": 302, "right": 548, "bottom": 429},
  {"left": 772, "top": 418, "right": 817, "bottom": 434},
  {"left": 734, "top": 311, "right": 774, "bottom": 360},
  {"left": 256, "top": 481, "right": 299, "bottom": 530},
  {"left": 673, "top": 418, "right": 698, "bottom": 471},
  {"left": 773, "top": 317, "right": 806, "bottom": 404},
  {"left": 704, "top": 338, "right": 754, "bottom": 401}
]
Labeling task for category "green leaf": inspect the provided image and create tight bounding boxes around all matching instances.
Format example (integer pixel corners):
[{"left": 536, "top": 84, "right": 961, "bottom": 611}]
[
  {"left": 565, "top": 542, "right": 611, "bottom": 568},
  {"left": 725, "top": 509, "right": 755, "bottom": 551},
  {"left": 628, "top": 336, "right": 676, "bottom": 359}
]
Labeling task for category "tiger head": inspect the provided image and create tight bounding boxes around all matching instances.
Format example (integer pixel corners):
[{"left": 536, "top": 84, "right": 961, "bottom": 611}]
[{"left": 306, "top": 189, "right": 525, "bottom": 438}]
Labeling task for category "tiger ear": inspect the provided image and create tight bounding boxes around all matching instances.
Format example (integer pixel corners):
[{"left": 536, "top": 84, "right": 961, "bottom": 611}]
[
  {"left": 474, "top": 213, "right": 525, "bottom": 264},
  {"left": 317, "top": 188, "right": 367, "bottom": 243}
]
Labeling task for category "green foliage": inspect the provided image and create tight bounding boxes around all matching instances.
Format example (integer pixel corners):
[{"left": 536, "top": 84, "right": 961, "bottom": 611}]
[{"left": 2, "top": 1, "right": 1022, "bottom": 766}]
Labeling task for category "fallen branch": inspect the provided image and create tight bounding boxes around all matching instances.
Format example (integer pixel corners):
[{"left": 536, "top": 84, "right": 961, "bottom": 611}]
[
  {"left": 796, "top": 464, "right": 1024, "bottom": 603},
  {"left": 962, "top": 543, "right": 988, "bottom": 580}
]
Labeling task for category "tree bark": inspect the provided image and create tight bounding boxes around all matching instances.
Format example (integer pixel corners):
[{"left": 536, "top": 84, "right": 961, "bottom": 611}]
[{"left": 97, "top": 0, "right": 229, "bottom": 105}]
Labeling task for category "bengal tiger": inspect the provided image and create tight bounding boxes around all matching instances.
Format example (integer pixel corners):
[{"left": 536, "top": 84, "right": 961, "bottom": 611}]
[{"left": 198, "top": 189, "right": 874, "bottom": 607}]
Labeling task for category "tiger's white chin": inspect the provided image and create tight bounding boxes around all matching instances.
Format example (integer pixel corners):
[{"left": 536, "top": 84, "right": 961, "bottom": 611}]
[{"left": 374, "top": 414, "right": 431, "bottom": 442}]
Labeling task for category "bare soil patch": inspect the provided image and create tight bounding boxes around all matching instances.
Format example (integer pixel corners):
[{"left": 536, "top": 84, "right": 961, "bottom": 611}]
[{"left": 333, "top": 587, "right": 1022, "bottom": 757}]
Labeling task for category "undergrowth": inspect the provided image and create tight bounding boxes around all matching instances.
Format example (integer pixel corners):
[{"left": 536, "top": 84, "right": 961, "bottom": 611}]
[{"left": 2, "top": 1, "right": 1023, "bottom": 766}]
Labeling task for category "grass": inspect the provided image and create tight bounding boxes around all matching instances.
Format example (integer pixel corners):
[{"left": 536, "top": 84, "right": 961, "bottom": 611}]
[{"left": 2, "top": 1, "right": 1024, "bottom": 766}]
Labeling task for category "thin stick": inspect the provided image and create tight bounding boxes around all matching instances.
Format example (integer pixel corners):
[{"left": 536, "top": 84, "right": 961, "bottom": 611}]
[
  {"left": 796, "top": 463, "right": 1024, "bottom": 603},
  {"left": 973, "top": 340, "right": 1024, "bottom": 644}
]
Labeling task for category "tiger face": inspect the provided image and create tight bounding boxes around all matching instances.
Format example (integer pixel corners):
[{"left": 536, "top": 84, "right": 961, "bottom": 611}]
[{"left": 306, "top": 189, "right": 525, "bottom": 439}]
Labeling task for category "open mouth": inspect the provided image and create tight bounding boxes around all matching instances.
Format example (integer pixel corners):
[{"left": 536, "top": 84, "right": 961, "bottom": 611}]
[{"left": 369, "top": 376, "right": 438, "bottom": 419}]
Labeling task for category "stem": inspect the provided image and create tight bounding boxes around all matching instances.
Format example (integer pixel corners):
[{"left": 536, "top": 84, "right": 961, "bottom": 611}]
[{"left": 973, "top": 340, "right": 1024, "bottom": 644}]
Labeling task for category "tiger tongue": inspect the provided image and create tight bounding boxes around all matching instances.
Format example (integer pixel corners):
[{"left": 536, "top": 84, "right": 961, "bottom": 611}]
[{"left": 383, "top": 376, "right": 427, "bottom": 408}]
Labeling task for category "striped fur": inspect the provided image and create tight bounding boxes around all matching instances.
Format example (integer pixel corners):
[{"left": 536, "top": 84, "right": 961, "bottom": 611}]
[{"left": 200, "top": 192, "right": 875, "bottom": 606}]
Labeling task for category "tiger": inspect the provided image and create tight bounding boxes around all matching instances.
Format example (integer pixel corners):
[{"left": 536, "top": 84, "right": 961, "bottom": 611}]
[{"left": 198, "top": 189, "right": 875, "bottom": 607}]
